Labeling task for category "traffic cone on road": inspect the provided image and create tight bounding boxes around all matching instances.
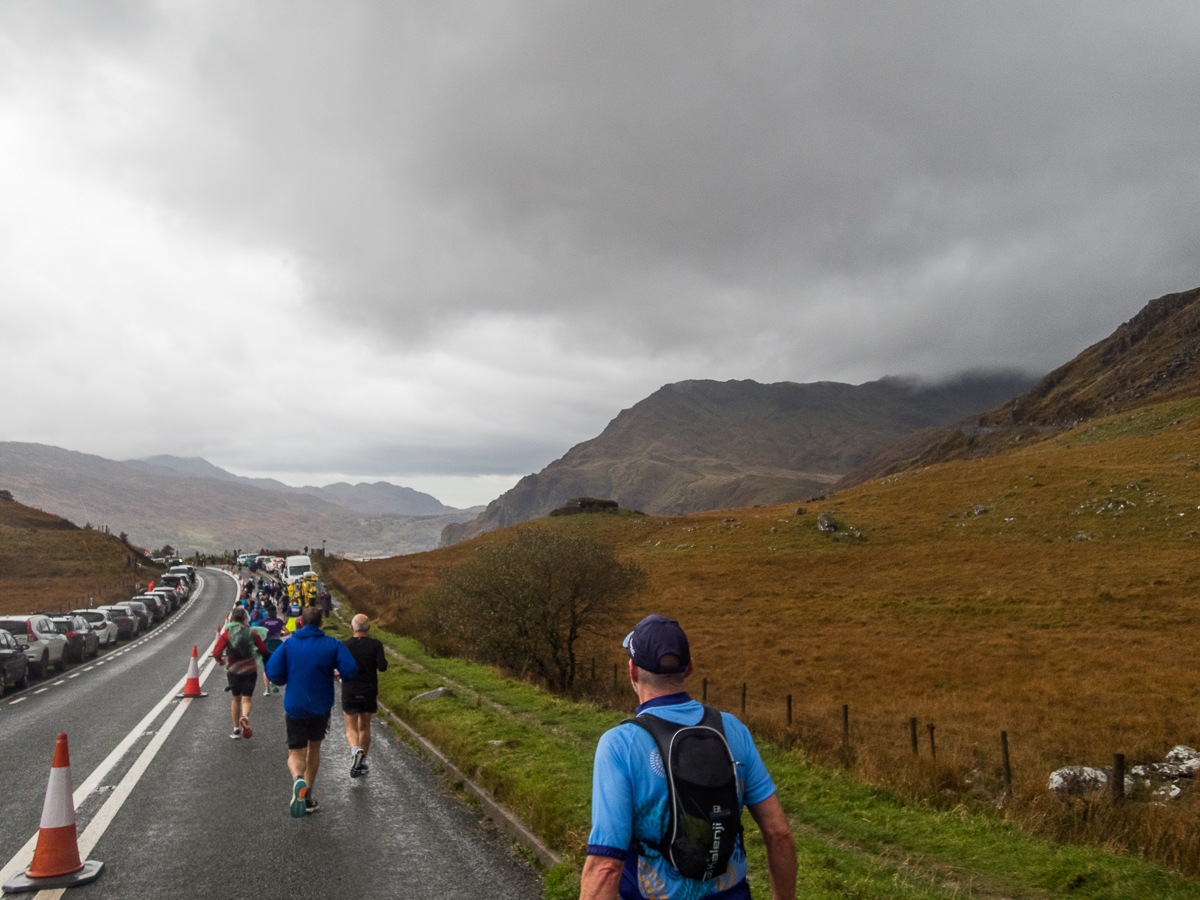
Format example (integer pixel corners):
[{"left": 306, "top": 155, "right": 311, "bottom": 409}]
[
  {"left": 2, "top": 733, "right": 103, "bottom": 893},
  {"left": 176, "top": 645, "right": 208, "bottom": 698}
]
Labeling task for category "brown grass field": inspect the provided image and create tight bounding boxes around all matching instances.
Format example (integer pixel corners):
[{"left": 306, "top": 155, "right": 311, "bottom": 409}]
[
  {"left": 323, "top": 395, "right": 1200, "bottom": 869},
  {"left": 0, "top": 497, "right": 162, "bottom": 616}
]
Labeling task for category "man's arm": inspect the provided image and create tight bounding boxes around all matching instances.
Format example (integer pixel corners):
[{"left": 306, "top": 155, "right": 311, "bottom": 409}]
[
  {"left": 578, "top": 855, "right": 623, "bottom": 900},
  {"left": 376, "top": 640, "right": 388, "bottom": 672},
  {"left": 212, "top": 630, "right": 229, "bottom": 664},
  {"left": 746, "top": 793, "right": 797, "bottom": 900}
]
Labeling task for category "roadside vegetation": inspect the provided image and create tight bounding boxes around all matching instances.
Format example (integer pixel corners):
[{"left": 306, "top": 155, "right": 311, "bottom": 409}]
[
  {"left": 0, "top": 491, "right": 162, "bottom": 615},
  {"left": 322, "top": 395, "right": 1200, "bottom": 881},
  {"left": 321, "top": 588, "right": 1200, "bottom": 899}
]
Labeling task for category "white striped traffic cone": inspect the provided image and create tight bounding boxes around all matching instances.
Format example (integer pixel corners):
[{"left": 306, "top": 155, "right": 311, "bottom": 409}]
[
  {"left": 2, "top": 733, "right": 103, "bottom": 893},
  {"left": 176, "top": 645, "right": 208, "bottom": 698}
]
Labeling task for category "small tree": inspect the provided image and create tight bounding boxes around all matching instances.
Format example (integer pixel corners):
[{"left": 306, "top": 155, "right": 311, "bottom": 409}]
[{"left": 419, "top": 529, "right": 646, "bottom": 692}]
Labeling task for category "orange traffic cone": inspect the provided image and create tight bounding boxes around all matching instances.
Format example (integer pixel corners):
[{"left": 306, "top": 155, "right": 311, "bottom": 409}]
[
  {"left": 2, "top": 734, "right": 103, "bottom": 893},
  {"left": 176, "top": 645, "right": 208, "bottom": 698}
]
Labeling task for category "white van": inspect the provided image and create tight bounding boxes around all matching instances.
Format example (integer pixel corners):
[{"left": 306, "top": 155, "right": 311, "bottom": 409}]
[{"left": 284, "top": 555, "right": 313, "bottom": 585}]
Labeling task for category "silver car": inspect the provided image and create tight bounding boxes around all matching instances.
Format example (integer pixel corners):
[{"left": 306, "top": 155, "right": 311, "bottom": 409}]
[{"left": 71, "top": 609, "right": 119, "bottom": 648}]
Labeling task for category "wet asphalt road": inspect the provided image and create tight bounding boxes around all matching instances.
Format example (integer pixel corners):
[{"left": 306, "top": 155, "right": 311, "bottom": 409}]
[{"left": 0, "top": 569, "right": 542, "bottom": 899}]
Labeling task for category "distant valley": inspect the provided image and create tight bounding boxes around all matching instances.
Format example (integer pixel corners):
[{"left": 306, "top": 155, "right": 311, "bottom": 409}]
[{"left": 0, "top": 445, "right": 481, "bottom": 558}]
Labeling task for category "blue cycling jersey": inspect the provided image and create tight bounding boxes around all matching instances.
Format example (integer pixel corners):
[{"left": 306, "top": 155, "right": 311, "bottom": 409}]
[{"left": 587, "top": 693, "right": 775, "bottom": 899}]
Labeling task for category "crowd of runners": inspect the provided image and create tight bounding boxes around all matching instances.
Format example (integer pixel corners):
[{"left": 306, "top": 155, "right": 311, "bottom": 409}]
[{"left": 213, "top": 563, "right": 386, "bottom": 818}]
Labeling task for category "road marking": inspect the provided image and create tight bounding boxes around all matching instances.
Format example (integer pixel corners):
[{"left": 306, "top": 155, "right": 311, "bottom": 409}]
[
  {"left": 83, "top": 667, "right": 93, "bottom": 672},
  {"left": 8, "top": 697, "right": 25, "bottom": 705},
  {"left": 68, "top": 674, "right": 79, "bottom": 679},
  {"left": 0, "top": 632, "right": 220, "bottom": 889},
  {"left": 33, "top": 688, "right": 47, "bottom": 694},
  {"left": 53, "top": 681, "right": 64, "bottom": 686}
]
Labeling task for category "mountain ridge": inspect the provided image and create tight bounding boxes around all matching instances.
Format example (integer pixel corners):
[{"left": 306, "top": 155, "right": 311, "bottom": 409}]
[{"left": 441, "top": 371, "right": 1037, "bottom": 546}]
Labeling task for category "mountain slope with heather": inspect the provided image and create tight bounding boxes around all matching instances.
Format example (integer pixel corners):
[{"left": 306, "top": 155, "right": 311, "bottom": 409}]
[
  {"left": 441, "top": 372, "right": 1036, "bottom": 545},
  {"left": 836, "top": 285, "right": 1200, "bottom": 490}
]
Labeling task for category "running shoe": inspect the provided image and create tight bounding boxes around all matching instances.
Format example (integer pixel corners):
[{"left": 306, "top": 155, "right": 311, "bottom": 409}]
[
  {"left": 239, "top": 716, "right": 252, "bottom": 739},
  {"left": 350, "top": 747, "right": 365, "bottom": 778},
  {"left": 263, "top": 688, "right": 270, "bottom": 696},
  {"left": 358, "top": 759, "right": 369, "bottom": 776},
  {"left": 272, "top": 685, "right": 280, "bottom": 693},
  {"left": 305, "top": 796, "right": 320, "bottom": 814},
  {"left": 229, "top": 727, "right": 242, "bottom": 739},
  {"left": 290, "top": 779, "right": 308, "bottom": 818}
]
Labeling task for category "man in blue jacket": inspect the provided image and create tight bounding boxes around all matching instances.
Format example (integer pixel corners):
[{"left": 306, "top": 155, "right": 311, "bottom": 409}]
[{"left": 265, "top": 606, "right": 358, "bottom": 818}]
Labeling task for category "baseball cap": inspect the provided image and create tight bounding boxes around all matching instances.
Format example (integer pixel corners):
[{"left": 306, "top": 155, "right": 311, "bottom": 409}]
[{"left": 623, "top": 614, "right": 690, "bottom": 674}]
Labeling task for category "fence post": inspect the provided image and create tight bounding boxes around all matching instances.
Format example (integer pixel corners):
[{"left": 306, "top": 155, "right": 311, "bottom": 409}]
[
  {"left": 702, "top": 677, "right": 708, "bottom": 704},
  {"left": 842, "top": 704, "right": 849, "bottom": 742},
  {"left": 1001, "top": 731, "right": 1012, "bottom": 795},
  {"left": 1113, "top": 753, "right": 1125, "bottom": 804},
  {"left": 786, "top": 694, "right": 792, "bottom": 726},
  {"left": 591, "top": 658, "right": 595, "bottom": 681},
  {"left": 741, "top": 683, "right": 746, "bottom": 716},
  {"left": 927, "top": 724, "right": 936, "bottom": 760},
  {"left": 910, "top": 718, "right": 918, "bottom": 755}
]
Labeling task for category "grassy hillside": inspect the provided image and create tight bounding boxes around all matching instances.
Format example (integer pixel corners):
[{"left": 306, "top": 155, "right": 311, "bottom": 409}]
[
  {"left": 327, "top": 393, "right": 1200, "bottom": 873},
  {"left": 0, "top": 492, "right": 162, "bottom": 615}
]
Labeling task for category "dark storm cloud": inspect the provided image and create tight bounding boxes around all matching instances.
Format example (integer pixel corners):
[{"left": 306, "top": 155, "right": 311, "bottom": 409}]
[
  {"left": 108, "top": 0, "right": 1200, "bottom": 374},
  {"left": 4, "top": 1, "right": 1200, "bottom": 496}
]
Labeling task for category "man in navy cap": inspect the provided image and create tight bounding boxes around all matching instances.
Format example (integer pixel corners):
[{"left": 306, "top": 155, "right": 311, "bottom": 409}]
[{"left": 580, "top": 615, "right": 796, "bottom": 900}]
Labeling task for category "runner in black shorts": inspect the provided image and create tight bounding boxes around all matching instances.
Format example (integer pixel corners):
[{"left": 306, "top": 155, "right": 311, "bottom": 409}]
[
  {"left": 213, "top": 608, "right": 270, "bottom": 740},
  {"left": 264, "top": 606, "right": 359, "bottom": 818},
  {"left": 341, "top": 614, "right": 388, "bottom": 777}
]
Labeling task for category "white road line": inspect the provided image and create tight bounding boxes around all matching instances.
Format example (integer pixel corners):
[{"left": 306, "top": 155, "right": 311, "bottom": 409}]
[
  {"left": 8, "top": 697, "right": 26, "bottom": 705},
  {"left": 0, "top": 638, "right": 220, "bottom": 889},
  {"left": 67, "top": 674, "right": 79, "bottom": 679},
  {"left": 53, "top": 681, "right": 64, "bottom": 686},
  {"left": 33, "top": 688, "right": 47, "bottom": 695}
]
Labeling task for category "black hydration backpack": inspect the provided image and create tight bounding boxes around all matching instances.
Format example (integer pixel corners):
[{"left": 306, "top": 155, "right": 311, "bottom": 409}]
[{"left": 623, "top": 706, "right": 743, "bottom": 882}]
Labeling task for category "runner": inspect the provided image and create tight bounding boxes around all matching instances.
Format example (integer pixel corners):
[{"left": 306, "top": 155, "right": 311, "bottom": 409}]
[
  {"left": 213, "top": 608, "right": 271, "bottom": 739},
  {"left": 265, "top": 606, "right": 358, "bottom": 817},
  {"left": 259, "top": 603, "right": 287, "bottom": 695},
  {"left": 341, "top": 614, "right": 388, "bottom": 777}
]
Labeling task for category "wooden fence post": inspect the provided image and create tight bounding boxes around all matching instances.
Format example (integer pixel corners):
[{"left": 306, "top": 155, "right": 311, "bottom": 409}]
[
  {"left": 927, "top": 723, "right": 936, "bottom": 760},
  {"left": 910, "top": 718, "right": 918, "bottom": 755},
  {"left": 1113, "top": 753, "right": 1125, "bottom": 804},
  {"left": 842, "top": 704, "right": 849, "bottom": 742},
  {"left": 786, "top": 694, "right": 792, "bottom": 726},
  {"left": 1001, "top": 731, "right": 1012, "bottom": 795}
]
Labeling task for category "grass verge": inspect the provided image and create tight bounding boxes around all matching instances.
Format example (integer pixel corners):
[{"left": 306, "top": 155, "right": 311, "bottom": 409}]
[{"left": 323, "top": 590, "right": 1200, "bottom": 900}]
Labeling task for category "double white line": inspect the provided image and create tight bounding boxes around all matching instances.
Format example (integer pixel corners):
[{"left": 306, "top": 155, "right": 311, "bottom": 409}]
[{"left": 0, "top": 580, "right": 228, "bottom": 896}]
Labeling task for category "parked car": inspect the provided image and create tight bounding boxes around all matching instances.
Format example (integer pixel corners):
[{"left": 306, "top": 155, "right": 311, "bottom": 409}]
[
  {"left": 0, "top": 615, "right": 69, "bottom": 678},
  {"left": 97, "top": 606, "right": 139, "bottom": 640},
  {"left": 71, "top": 609, "right": 119, "bottom": 648},
  {"left": 124, "top": 601, "right": 151, "bottom": 632},
  {"left": 50, "top": 616, "right": 99, "bottom": 663},
  {"left": 166, "top": 566, "right": 194, "bottom": 587},
  {"left": 148, "top": 586, "right": 180, "bottom": 613},
  {"left": 159, "top": 574, "right": 191, "bottom": 598},
  {"left": 0, "top": 629, "right": 29, "bottom": 693},
  {"left": 133, "top": 594, "right": 166, "bottom": 622}
]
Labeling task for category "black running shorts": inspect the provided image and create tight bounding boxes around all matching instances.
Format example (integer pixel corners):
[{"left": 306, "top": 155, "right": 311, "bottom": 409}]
[
  {"left": 286, "top": 712, "right": 331, "bottom": 749},
  {"left": 341, "top": 688, "right": 378, "bottom": 715},
  {"left": 227, "top": 671, "right": 257, "bottom": 697}
]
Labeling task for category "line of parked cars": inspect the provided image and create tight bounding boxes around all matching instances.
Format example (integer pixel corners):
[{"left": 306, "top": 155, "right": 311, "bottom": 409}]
[{"left": 0, "top": 565, "right": 198, "bottom": 694}]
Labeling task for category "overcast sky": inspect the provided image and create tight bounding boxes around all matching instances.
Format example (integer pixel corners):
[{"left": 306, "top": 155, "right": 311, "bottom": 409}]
[{"left": 2, "top": 2, "right": 1199, "bottom": 507}]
